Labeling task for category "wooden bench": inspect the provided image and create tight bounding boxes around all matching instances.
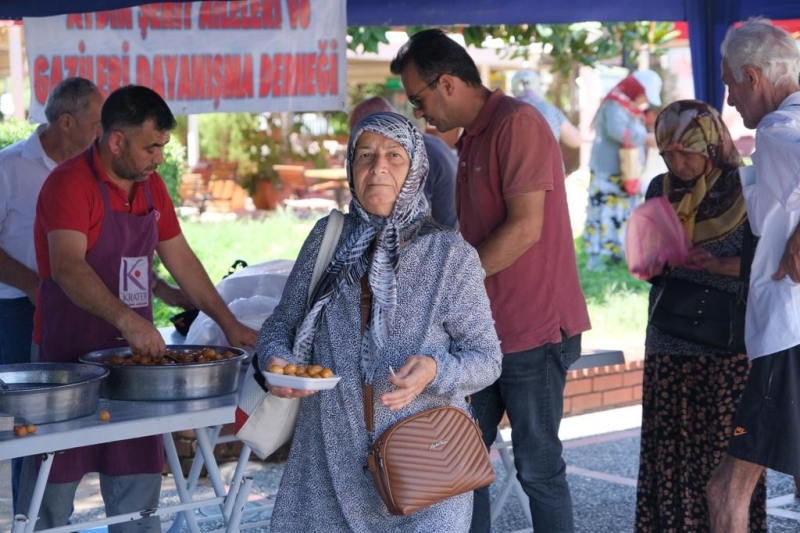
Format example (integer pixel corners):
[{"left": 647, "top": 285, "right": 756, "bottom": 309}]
[
  {"left": 303, "top": 167, "right": 348, "bottom": 210},
  {"left": 204, "top": 178, "right": 248, "bottom": 213},
  {"left": 178, "top": 173, "right": 211, "bottom": 212},
  {"left": 274, "top": 164, "right": 345, "bottom": 210},
  {"left": 569, "top": 348, "right": 625, "bottom": 370},
  {"left": 273, "top": 164, "right": 313, "bottom": 199}
]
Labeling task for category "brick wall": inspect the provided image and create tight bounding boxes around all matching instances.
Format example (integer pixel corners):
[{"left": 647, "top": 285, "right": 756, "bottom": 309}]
[{"left": 564, "top": 359, "right": 643, "bottom": 417}]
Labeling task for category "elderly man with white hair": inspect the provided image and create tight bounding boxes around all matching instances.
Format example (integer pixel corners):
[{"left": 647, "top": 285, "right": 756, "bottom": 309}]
[{"left": 707, "top": 17, "right": 800, "bottom": 533}]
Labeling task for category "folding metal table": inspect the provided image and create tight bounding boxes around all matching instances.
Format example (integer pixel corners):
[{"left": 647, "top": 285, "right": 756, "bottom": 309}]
[{"left": 1, "top": 393, "right": 254, "bottom": 533}]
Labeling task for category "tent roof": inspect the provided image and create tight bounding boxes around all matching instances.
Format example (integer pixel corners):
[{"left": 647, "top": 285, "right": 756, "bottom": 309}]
[
  {"left": 3, "top": 0, "right": 800, "bottom": 110},
  {"left": 2, "top": 0, "right": 687, "bottom": 23},
  {"left": 345, "top": 1, "right": 686, "bottom": 26},
  {"left": 2, "top": 0, "right": 797, "bottom": 25}
]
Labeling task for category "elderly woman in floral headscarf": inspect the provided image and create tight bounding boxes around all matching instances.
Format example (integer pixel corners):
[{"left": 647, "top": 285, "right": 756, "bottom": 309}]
[
  {"left": 584, "top": 70, "right": 662, "bottom": 271},
  {"left": 634, "top": 100, "right": 766, "bottom": 532},
  {"left": 256, "top": 112, "right": 502, "bottom": 532}
]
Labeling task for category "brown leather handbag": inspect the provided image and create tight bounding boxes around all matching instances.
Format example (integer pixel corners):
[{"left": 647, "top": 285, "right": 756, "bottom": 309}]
[
  {"left": 364, "top": 395, "right": 496, "bottom": 516},
  {"left": 359, "top": 277, "right": 495, "bottom": 516}
]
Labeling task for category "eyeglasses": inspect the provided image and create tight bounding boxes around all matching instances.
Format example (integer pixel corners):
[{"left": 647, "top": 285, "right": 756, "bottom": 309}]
[{"left": 408, "top": 75, "right": 441, "bottom": 111}]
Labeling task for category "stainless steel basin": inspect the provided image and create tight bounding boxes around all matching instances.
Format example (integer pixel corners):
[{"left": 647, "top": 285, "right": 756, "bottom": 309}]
[
  {"left": 79, "top": 345, "right": 246, "bottom": 401},
  {"left": 0, "top": 363, "right": 108, "bottom": 424}
]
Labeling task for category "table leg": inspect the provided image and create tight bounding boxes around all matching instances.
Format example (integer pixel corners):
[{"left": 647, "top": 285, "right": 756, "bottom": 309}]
[
  {"left": 195, "top": 427, "right": 260, "bottom": 529},
  {"left": 162, "top": 433, "right": 203, "bottom": 533},
  {"left": 165, "top": 426, "right": 225, "bottom": 533},
  {"left": 222, "top": 444, "right": 252, "bottom": 519},
  {"left": 17, "top": 452, "right": 55, "bottom": 533},
  {"left": 224, "top": 476, "right": 254, "bottom": 533},
  {"left": 194, "top": 428, "right": 228, "bottom": 498},
  {"left": 491, "top": 433, "right": 533, "bottom": 527},
  {"left": 11, "top": 514, "right": 30, "bottom": 533},
  {"left": 186, "top": 426, "right": 223, "bottom": 494}
]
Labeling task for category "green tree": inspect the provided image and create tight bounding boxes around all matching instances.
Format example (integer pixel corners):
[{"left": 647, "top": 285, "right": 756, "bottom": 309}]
[
  {"left": 197, "top": 112, "right": 254, "bottom": 164},
  {"left": 0, "top": 119, "right": 37, "bottom": 150},
  {"left": 355, "top": 23, "right": 676, "bottom": 172},
  {"left": 454, "top": 23, "right": 678, "bottom": 76},
  {"left": 159, "top": 140, "right": 187, "bottom": 206},
  {"left": 347, "top": 22, "right": 678, "bottom": 112},
  {"left": 347, "top": 22, "right": 677, "bottom": 75},
  {"left": 348, "top": 26, "right": 391, "bottom": 54}
]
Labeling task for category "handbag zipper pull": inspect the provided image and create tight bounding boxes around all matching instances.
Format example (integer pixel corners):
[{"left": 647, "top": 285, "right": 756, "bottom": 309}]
[{"left": 366, "top": 448, "right": 384, "bottom": 469}]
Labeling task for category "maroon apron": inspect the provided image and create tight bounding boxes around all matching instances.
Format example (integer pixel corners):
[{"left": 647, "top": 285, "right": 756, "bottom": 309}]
[{"left": 39, "top": 148, "right": 164, "bottom": 483}]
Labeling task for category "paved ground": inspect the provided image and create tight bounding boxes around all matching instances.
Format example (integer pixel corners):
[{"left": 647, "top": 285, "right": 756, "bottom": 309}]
[{"left": 3, "top": 404, "right": 800, "bottom": 532}]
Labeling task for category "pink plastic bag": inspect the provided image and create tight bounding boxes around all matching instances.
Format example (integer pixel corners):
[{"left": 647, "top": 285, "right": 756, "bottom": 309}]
[{"left": 625, "top": 196, "right": 692, "bottom": 280}]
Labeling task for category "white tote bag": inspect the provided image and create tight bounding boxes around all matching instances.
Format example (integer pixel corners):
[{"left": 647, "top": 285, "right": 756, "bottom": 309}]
[{"left": 234, "top": 210, "right": 344, "bottom": 459}]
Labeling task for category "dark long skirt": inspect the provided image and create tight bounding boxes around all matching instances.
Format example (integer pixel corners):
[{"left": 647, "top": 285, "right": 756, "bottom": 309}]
[{"left": 634, "top": 352, "right": 767, "bottom": 532}]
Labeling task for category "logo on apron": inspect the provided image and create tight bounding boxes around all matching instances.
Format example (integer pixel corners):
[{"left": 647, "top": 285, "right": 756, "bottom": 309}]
[{"left": 119, "top": 256, "right": 150, "bottom": 308}]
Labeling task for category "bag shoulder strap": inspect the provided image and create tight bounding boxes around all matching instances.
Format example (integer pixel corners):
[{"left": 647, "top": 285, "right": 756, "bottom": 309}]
[
  {"left": 361, "top": 275, "right": 375, "bottom": 434},
  {"left": 308, "top": 209, "right": 344, "bottom": 306},
  {"left": 360, "top": 275, "right": 474, "bottom": 438}
]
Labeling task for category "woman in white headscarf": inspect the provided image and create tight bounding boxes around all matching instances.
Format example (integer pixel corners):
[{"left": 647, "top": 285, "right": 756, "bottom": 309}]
[{"left": 256, "top": 112, "right": 502, "bottom": 532}]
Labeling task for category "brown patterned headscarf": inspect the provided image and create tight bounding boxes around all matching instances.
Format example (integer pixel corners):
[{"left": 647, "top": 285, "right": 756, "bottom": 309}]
[{"left": 655, "top": 99, "right": 746, "bottom": 245}]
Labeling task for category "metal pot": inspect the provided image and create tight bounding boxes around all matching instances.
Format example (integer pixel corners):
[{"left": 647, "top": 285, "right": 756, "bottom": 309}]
[
  {"left": 0, "top": 363, "right": 109, "bottom": 425},
  {"left": 79, "top": 345, "right": 246, "bottom": 401}
]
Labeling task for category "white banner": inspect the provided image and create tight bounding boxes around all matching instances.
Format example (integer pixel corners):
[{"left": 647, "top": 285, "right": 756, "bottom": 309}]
[{"left": 23, "top": 0, "right": 346, "bottom": 122}]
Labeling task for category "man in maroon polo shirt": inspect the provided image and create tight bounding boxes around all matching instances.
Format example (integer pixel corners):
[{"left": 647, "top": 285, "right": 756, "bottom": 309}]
[
  {"left": 18, "top": 85, "right": 257, "bottom": 532},
  {"left": 392, "top": 30, "right": 591, "bottom": 532}
]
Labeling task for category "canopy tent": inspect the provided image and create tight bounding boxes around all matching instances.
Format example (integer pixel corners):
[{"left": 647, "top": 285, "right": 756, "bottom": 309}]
[{"left": 2, "top": 0, "right": 800, "bottom": 110}]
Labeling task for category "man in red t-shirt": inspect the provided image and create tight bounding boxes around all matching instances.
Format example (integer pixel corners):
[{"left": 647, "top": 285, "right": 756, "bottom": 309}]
[
  {"left": 18, "top": 86, "right": 258, "bottom": 532},
  {"left": 393, "top": 31, "right": 591, "bottom": 533}
]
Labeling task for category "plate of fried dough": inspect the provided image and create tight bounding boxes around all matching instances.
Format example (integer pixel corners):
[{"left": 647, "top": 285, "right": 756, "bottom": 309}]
[{"left": 263, "top": 363, "right": 341, "bottom": 391}]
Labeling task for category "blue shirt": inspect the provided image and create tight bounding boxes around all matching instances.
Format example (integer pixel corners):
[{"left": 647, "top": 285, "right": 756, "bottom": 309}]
[{"left": 422, "top": 134, "right": 458, "bottom": 229}]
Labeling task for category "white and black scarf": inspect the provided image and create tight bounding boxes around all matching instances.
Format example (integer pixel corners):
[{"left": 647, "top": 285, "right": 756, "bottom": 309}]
[{"left": 292, "top": 112, "right": 431, "bottom": 383}]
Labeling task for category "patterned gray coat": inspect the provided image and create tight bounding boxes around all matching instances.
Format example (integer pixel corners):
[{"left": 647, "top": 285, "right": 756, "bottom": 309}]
[{"left": 257, "top": 214, "right": 503, "bottom": 532}]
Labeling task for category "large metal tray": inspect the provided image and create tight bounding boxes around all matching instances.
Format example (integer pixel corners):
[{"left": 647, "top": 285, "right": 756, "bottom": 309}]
[
  {"left": 79, "top": 345, "right": 247, "bottom": 401},
  {"left": 0, "top": 363, "right": 109, "bottom": 425}
]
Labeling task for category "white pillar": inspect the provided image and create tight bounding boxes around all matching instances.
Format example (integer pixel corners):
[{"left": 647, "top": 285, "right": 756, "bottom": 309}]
[
  {"left": 187, "top": 114, "right": 199, "bottom": 169},
  {"left": 638, "top": 47, "right": 651, "bottom": 71},
  {"left": 479, "top": 64, "right": 491, "bottom": 87},
  {"left": 9, "top": 24, "right": 25, "bottom": 120}
]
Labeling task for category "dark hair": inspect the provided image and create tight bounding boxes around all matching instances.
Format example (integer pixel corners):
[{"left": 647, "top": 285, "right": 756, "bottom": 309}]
[
  {"left": 44, "top": 77, "right": 100, "bottom": 124},
  {"left": 101, "top": 85, "right": 176, "bottom": 133},
  {"left": 390, "top": 29, "right": 482, "bottom": 87}
]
